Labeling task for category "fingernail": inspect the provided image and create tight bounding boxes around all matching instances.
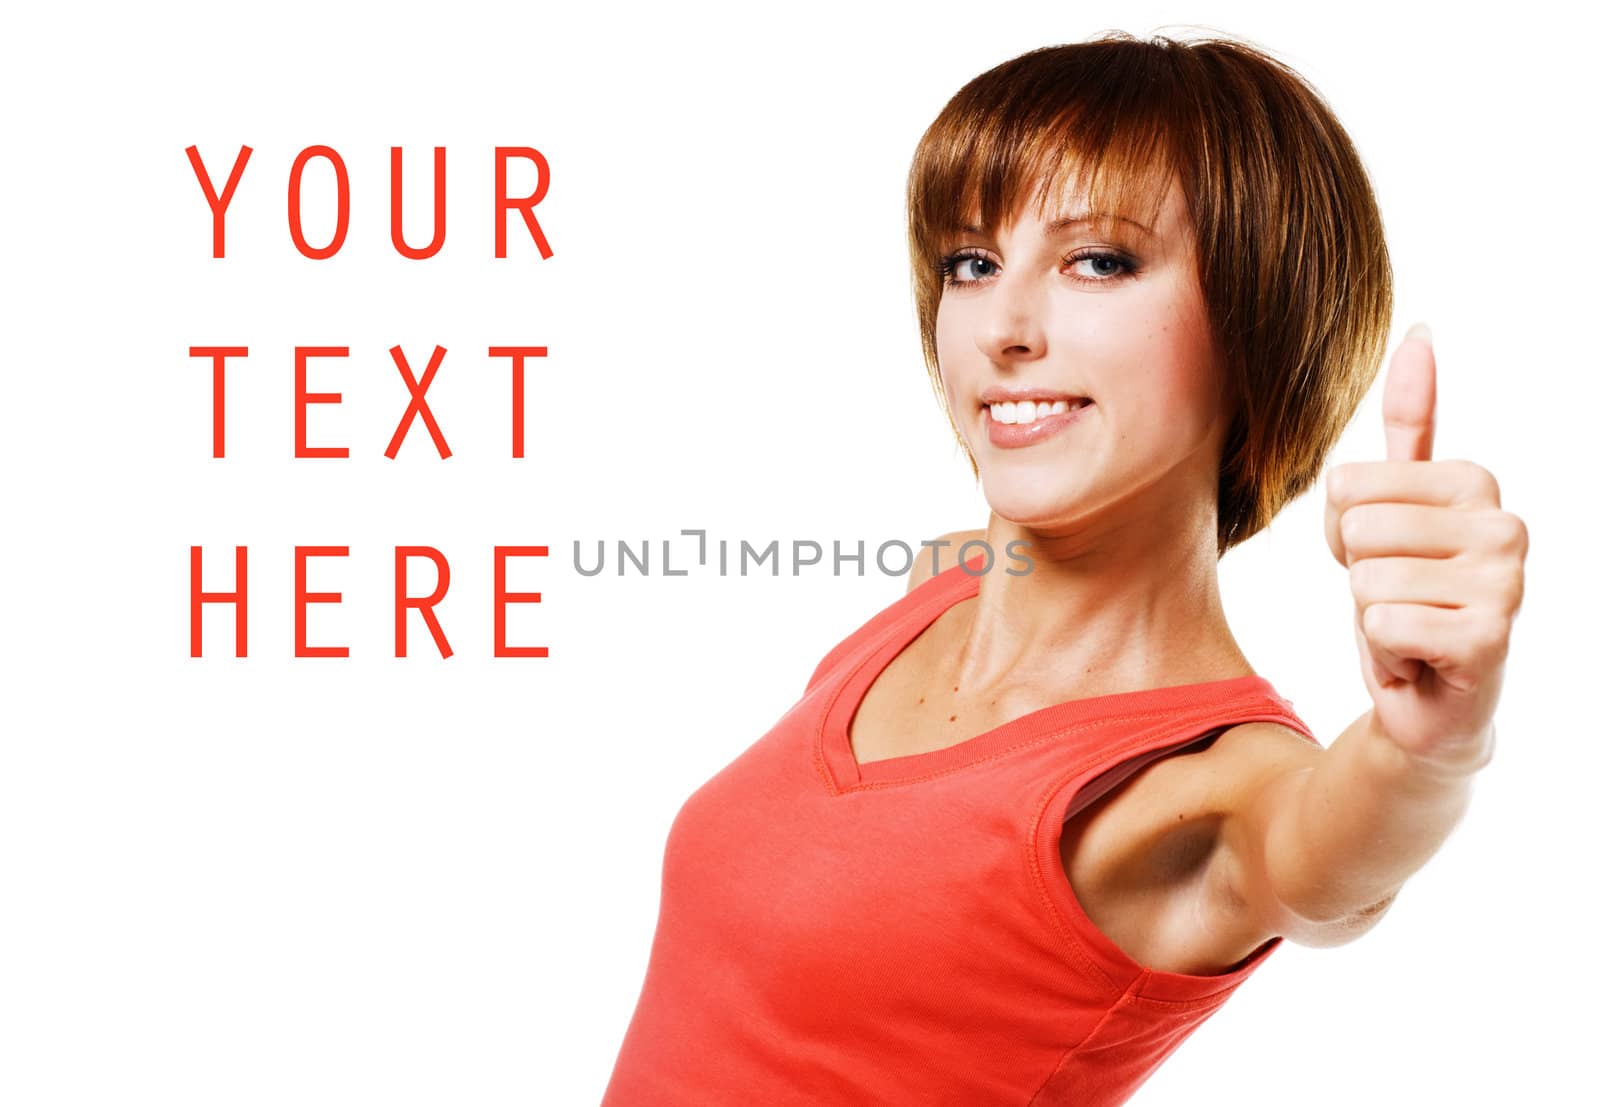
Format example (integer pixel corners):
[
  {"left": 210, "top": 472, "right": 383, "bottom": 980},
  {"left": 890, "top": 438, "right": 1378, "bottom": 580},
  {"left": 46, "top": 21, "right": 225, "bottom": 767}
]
[{"left": 1405, "top": 321, "right": 1432, "bottom": 343}]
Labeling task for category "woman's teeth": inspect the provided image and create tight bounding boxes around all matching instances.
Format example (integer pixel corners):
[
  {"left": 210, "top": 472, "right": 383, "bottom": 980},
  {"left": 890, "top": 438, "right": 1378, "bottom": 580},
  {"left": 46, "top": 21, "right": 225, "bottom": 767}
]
[{"left": 985, "top": 399, "right": 1090, "bottom": 425}]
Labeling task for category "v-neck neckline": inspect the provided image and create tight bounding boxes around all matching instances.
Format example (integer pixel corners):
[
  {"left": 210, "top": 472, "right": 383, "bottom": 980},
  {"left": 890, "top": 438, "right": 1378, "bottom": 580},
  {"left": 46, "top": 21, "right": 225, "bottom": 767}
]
[{"left": 817, "top": 555, "right": 1274, "bottom": 790}]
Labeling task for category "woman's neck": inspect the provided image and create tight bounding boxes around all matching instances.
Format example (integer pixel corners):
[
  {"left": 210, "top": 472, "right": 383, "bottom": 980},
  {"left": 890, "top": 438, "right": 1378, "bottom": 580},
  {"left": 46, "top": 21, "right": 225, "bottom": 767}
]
[{"left": 949, "top": 502, "right": 1249, "bottom": 701}]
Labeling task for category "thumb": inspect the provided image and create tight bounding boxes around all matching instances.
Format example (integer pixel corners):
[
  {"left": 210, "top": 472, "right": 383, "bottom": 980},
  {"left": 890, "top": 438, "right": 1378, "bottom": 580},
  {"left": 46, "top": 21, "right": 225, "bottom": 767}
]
[{"left": 1384, "top": 321, "right": 1437, "bottom": 462}]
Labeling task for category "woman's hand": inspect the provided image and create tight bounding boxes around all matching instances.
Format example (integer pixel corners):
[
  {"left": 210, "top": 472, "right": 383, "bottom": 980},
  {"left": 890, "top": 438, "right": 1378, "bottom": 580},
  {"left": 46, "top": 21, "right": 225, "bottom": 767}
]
[{"left": 1322, "top": 324, "right": 1528, "bottom": 775}]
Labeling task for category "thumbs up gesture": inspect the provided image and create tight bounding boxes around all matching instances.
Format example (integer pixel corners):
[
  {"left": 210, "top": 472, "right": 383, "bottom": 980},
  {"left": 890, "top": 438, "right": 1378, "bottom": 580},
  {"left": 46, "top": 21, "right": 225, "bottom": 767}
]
[{"left": 1323, "top": 324, "right": 1528, "bottom": 773}]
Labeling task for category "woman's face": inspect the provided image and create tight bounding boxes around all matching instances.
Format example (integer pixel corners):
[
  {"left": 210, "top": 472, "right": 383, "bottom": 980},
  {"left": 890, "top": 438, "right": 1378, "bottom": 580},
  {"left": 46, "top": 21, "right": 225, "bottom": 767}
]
[{"left": 934, "top": 174, "right": 1232, "bottom": 539}]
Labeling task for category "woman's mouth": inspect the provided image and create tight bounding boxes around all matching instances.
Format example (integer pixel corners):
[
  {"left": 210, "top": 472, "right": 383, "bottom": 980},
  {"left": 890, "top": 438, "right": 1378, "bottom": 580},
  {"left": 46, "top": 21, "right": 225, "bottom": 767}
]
[{"left": 982, "top": 397, "right": 1094, "bottom": 448}]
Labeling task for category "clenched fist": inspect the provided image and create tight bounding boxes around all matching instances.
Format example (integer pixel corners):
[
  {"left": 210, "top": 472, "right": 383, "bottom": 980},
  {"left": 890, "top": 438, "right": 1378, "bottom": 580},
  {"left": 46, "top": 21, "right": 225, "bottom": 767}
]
[{"left": 1323, "top": 323, "right": 1528, "bottom": 775}]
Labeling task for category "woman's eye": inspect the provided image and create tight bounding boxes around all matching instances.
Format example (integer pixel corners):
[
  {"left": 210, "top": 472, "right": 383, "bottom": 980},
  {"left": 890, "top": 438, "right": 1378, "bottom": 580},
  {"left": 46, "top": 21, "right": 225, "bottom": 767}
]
[
  {"left": 1066, "top": 251, "right": 1136, "bottom": 282},
  {"left": 938, "top": 248, "right": 1136, "bottom": 288},
  {"left": 938, "top": 251, "right": 996, "bottom": 285},
  {"left": 963, "top": 256, "right": 997, "bottom": 280}
]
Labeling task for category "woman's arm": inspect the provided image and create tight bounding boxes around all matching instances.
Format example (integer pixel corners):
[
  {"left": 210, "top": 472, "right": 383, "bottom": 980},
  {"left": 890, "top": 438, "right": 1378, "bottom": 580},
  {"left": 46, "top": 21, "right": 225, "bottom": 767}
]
[{"left": 1214, "top": 326, "right": 1526, "bottom": 943}]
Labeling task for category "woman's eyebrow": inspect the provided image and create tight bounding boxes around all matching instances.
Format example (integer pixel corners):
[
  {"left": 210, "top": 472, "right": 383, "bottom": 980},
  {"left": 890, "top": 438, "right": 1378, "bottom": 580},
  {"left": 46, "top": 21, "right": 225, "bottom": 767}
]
[
  {"left": 957, "top": 212, "right": 1156, "bottom": 237},
  {"left": 1045, "top": 212, "right": 1155, "bottom": 236}
]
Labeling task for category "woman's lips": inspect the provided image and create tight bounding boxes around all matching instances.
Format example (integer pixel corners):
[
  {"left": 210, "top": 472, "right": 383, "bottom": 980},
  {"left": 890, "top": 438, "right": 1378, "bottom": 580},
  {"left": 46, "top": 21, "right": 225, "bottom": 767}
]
[{"left": 982, "top": 399, "right": 1094, "bottom": 448}]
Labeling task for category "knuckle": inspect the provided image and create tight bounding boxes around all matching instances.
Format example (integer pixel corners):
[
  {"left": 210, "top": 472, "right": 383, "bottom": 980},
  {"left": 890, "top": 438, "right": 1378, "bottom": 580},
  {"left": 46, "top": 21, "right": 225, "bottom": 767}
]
[
  {"left": 1348, "top": 558, "right": 1365, "bottom": 595},
  {"left": 1327, "top": 463, "right": 1352, "bottom": 505},
  {"left": 1339, "top": 505, "right": 1365, "bottom": 550},
  {"left": 1499, "top": 564, "right": 1527, "bottom": 616},
  {"left": 1456, "top": 460, "right": 1500, "bottom": 505},
  {"left": 1499, "top": 511, "right": 1530, "bottom": 557},
  {"left": 1349, "top": 557, "right": 1377, "bottom": 597},
  {"left": 1488, "top": 512, "right": 1521, "bottom": 554},
  {"left": 1361, "top": 600, "right": 1391, "bottom": 639},
  {"left": 1475, "top": 510, "right": 1526, "bottom": 558}
]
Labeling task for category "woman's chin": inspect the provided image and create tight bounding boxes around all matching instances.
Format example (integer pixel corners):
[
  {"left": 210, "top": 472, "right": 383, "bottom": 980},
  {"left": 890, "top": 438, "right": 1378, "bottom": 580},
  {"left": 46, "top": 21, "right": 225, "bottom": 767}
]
[{"left": 977, "top": 477, "right": 1088, "bottom": 529}]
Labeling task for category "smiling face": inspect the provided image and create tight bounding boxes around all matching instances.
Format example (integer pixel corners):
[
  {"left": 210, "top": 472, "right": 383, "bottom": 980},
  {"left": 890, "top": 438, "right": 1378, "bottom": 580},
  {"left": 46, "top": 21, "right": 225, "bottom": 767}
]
[{"left": 933, "top": 172, "right": 1233, "bottom": 539}]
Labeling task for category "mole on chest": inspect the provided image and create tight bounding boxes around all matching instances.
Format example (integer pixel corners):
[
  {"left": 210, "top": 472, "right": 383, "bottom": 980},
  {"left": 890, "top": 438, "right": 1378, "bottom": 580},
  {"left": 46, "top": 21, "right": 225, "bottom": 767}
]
[{"left": 849, "top": 674, "right": 1020, "bottom": 765}]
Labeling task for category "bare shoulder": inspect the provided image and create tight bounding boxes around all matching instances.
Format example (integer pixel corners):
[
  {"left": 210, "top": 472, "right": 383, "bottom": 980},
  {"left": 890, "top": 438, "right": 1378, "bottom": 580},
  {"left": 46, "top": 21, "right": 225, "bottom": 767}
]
[
  {"left": 906, "top": 529, "right": 989, "bottom": 593},
  {"left": 1202, "top": 720, "right": 1325, "bottom": 805},
  {"left": 1197, "top": 721, "right": 1400, "bottom": 951}
]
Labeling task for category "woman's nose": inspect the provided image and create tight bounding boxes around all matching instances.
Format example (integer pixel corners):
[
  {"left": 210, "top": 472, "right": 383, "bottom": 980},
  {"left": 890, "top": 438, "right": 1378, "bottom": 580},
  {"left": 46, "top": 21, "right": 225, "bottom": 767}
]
[{"left": 974, "top": 273, "right": 1048, "bottom": 365}]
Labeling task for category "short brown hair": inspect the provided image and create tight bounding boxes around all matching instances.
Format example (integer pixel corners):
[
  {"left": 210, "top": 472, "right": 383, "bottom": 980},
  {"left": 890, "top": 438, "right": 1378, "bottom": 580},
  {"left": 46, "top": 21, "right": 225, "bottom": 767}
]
[{"left": 906, "top": 30, "right": 1393, "bottom": 555}]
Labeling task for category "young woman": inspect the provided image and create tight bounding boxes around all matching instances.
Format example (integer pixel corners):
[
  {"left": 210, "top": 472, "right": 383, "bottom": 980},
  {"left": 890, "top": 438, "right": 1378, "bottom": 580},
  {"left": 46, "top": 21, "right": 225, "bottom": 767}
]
[{"left": 601, "top": 31, "right": 1527, "bottom": 1106}]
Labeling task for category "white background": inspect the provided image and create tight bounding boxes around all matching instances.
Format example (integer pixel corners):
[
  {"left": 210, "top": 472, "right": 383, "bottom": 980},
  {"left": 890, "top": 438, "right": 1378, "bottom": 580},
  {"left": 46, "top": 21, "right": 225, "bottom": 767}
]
[{"left": 3, "top": 1, "right": 1595, "bottom": 1104}]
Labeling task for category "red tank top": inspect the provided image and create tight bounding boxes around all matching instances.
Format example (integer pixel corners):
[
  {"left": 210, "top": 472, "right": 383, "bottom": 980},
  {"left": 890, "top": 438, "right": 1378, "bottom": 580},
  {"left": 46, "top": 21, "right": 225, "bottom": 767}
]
[{"left": 601, "top": 556, "right": 1321, "bottom": 1105}]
